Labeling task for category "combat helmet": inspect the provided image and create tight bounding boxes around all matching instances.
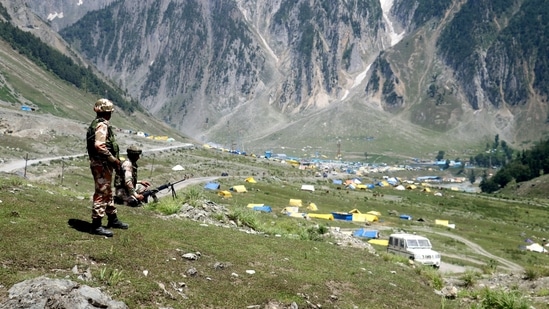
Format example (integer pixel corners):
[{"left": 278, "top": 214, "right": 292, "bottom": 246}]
[
  {"left": 94, "top": 98, "right": 115, "bottom": 113},
  {"left": 127, "top": 144, "right": 142, "bottom": 155}
]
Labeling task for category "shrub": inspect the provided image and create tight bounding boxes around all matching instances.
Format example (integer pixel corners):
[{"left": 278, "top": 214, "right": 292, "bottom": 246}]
[{"left": 475, "top": 288, "right": 530, "bottom": 309}]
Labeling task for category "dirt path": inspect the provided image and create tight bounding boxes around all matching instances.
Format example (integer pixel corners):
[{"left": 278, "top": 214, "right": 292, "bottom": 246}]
[{"left": 429, "top": 230, "right": 524, "bottom": 273}]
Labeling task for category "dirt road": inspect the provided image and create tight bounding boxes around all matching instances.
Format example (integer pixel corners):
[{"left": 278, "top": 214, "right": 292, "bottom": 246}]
[{"left": 433, "top": 231, "right": 523, "bottom": 273}]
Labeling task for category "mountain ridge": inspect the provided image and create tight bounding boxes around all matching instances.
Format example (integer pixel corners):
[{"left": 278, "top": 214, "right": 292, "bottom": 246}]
[{"left": 4, "top": 0, "right": 549, "bottom": 158}]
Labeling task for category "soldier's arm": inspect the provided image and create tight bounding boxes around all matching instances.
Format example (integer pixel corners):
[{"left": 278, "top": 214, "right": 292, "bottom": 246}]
[{"left": 94, "top": 122, "right": 118, "bottom": 163}]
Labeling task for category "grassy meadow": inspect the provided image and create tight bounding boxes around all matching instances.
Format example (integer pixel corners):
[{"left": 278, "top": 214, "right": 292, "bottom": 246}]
[{"left": 1, "top": 147, "right": 548, "bottom": 308}]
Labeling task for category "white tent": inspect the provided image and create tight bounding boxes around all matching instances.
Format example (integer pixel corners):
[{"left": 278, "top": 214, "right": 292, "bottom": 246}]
[
  {"left": 301, "top": 184, "right": 315, "bottom": 192},
  {"left": 394, "top": 185, "right": 405, "bottom": 191},
  {"left": 172, "top": 165, "right": 185, "bottom": 171},
  {"left": 526, "top": 243, "right": 548, "bottom": 253}
]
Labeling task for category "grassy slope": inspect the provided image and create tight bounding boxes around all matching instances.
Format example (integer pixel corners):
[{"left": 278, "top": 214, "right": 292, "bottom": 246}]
[
  {"left": 1, "top": 147, "right": 548, "bottom": 307},
  {"left": 0, "top": 39, "right": 192, "bottom": 144}
]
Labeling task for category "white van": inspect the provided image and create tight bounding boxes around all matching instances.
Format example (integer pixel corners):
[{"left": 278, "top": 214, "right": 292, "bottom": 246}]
[{"left": 387, "top": 233, "right": 441, "bottom": 268}]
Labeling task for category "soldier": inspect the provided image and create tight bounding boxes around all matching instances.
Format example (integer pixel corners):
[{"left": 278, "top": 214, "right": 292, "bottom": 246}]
[
  {"left": 86, "top": 98, "right": 128, "bottom": 237},
  {"left": 114, "top": 145, "right": 156, "bottom": 207}
]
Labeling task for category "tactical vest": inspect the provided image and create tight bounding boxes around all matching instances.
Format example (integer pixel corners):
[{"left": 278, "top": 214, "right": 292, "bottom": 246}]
[
  {"left": 86, "top": 118, "right": 119, "bottom": 160},
  {"left": 114, "top": 160, "right": 138, "bottom": 190}
]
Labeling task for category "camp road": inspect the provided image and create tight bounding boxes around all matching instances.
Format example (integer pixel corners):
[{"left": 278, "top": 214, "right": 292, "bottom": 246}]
[
  {"left": 416, "top": 228, "right": 524, "bottom": 274},
  {"left": 0, "top": 143, "right": 195, "bottom": 174}
]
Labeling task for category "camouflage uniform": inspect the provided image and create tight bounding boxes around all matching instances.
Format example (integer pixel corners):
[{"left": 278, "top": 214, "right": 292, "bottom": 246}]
[
  {"left": 87, "top": 114, "right": 119, "bottom": 218},
  {"left": 114, "top": 145, "right": 155, "bottom": 206},
  {"left": 86, "top": 99, "right": 128, "bottom": 237},
  {"left": 115, "top": 159, "right": 144, "bottom": 206}
]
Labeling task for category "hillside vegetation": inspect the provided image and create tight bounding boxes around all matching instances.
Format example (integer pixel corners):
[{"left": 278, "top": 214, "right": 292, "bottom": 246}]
[{"left": 1, "top": 146, "right": 549, "bottom": 308}]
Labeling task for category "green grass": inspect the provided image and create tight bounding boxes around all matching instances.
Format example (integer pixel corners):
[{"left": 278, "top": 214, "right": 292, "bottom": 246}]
[
  {"left": 2, "top": 146, "right": 549, "bottom": 308},
  {"left": 0, "top": 176, "right": 446, "bottom": 308}
]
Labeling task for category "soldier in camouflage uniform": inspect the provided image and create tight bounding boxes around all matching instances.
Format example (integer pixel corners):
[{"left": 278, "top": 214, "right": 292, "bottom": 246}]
[
  {"left": 86, "top": 98, "right": 128, "bottom": 237},
  {"left": 114, "top": 145, "right": 156, "bottom": 207}
]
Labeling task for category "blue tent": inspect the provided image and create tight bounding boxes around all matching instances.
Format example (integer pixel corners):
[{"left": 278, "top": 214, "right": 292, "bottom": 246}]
[
  {"left": 353, "top": 229, "right": 379, "bottom": 239},
  {"left": 252, "top": 206, "right": 272, "bottom": 213},
  {"left": 399, "top": 214, "right": 412, "bottom": 220},
  {"left": 332, "top": 179, "right": 343, "bottom": 185},
  {"left": 204, "top": 182, "right": 220, "bottom": 190}
]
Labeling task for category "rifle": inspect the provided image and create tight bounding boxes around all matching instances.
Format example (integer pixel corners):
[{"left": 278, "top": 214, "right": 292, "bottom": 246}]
[{"left": 141, "top": 176, "right": 188, "bottom": 203}]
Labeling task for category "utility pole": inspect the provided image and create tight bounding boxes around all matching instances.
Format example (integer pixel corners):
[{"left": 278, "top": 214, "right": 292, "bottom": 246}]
[{"left": 336, "top": 139, "right": 341, "bottom": 160}]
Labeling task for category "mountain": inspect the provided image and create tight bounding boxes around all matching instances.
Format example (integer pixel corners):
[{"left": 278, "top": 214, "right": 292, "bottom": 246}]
[
  {"left": 6, "top": 0, "right": 549, "bottom": 159},
  {"left": 0, "top": 2, "right": 192, "bottom": 161}
]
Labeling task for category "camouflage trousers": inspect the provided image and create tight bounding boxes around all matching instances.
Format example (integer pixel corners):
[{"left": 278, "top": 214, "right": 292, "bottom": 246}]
[
  {"left": 114, "top": 184, "right": 148, "bottom": 206},
  {"left": 90, "top": 160, "right": 117, "bottom": 219}
]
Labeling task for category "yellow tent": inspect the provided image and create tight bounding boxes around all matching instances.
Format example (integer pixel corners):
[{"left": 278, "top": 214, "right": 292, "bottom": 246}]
[
  {"left": 406, "top": 184, "right": 417, "bottom": 190},
  {"left": 230, "top": 185, "right": 247, "bottom": 193},
  {"left": 218, "top": 190, "right": 232, "bottom": 198},
  {"left": 367, "top": 211, "right": 382, "bottom": 216},
  {"left": 289, "top": 199, "right": 303, "bottom": 207},
  {"left": 355, "top": 184, "right": 367, "bottom": 190},
  {"left": 247, "top": 203, "right": 264, "bottom": 208},
  {"left": 435, "top": 219, "right": 449, "bottom": 227},
  {"left": 348, "top": 208, "right": 361, "bottom": 214},
  {"left": 308, "top": 213, "right": 334, "bottom": 220},
  {"left": 245, "top": 177, "right": 257, "bottom": 183},
  {"left": 368, "top": 239, "right": 389, "bottom": 246},
  {"left": 422, "top": 187, "right": 432, "bottom": 193},
  {"left": 450, "top": 187, "right": 459, "bottom": 191},
  {"left": 307, "top": 203, "right": 318, "bottom": 211},
  {"left": 352, "top": 213, "right": 379, "bottom": 222}
]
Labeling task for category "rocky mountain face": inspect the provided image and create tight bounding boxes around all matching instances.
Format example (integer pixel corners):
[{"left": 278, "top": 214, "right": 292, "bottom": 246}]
[{"left": 8, "top": 0, "right": 549, "bottom": 154}]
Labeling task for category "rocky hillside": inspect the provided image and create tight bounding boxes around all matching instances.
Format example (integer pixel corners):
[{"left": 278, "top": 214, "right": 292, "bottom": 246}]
[{"left": 4, "top": 0, "right": 549, "bottom": 157}]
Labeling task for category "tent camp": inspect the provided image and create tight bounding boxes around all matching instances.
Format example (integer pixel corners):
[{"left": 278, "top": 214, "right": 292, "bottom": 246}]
[
  {"left": 378, "top": 181, "right": 390, "bottom": 187},
  {"left": 526, "top": 243, "right": 548, "bottom": 253},
  {"left": 301, "top": 184, "right": 315, "bottom": 192},
  {"left": 204, "top": 182, "right": 220, "bottom": 190},
  {"left": 218, "top": 190, "right": 232, "bottom": 198},
  {"left": 353, "top": 229, "right": 379, "bottom": 239},
  {"left": 289, "top": 199, "right": 303, "bottom": 207},
  {"left": 308, "top": 213, "right": 334, "bottom": 220},
  {"left": 172, "top": 165, "right": 185, "bottom": 171},
  {"left": 307, "top": 203, "right": 318, "bottom": 211},
  {"left": 252, "top": 205, "right": 272, "bottom": 213},
  {"left": 348, "top": 208, "right": 378, "bottom": 222},
  {"left": 245, "top": 177, "right": 257, "bottom": 183},
  {"left": 247, "top": 203, "right": 265, "bottom": 208},
  {"left": 281, "top": 206, "right": 299, "bottom": 214},
  {"left": 230, "top": 185, "right": 247, "bottom": 193},
  {"left": 368, "top": 239, "right": 389, "bottom": 246},
  {"left": 435, "top": 219, "right": 449, "bottom": 227}
]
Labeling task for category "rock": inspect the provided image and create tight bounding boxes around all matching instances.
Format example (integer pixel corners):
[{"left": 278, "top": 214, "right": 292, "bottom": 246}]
[
  {"left": 0, "top": 276, "right": 127, "bottom": 309},
  {"left": 440, "top": 285, "right": 458, "bottom": 299}
]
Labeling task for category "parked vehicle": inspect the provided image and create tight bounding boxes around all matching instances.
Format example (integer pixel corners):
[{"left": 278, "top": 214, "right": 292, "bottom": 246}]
[{"left": 387, "top": 233, "right": 441, "bottom": 268}]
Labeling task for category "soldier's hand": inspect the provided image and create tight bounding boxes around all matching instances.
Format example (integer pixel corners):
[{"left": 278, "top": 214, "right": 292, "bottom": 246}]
[
  {"left": 136, "top": 194, "right": 144, "bottom": 201},
  {"left": 141, "top": 180, "right": 151, "bottom": 187}
]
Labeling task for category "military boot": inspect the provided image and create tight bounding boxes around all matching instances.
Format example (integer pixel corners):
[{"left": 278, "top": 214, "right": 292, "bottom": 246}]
[
  {"left": 106, "top": 213, "right": 129, "bottom": 229},
  {"left": 90, "top": 218, "right": 113, "bottom": 237}
]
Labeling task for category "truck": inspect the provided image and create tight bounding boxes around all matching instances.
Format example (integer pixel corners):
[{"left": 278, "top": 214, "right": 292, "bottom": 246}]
[{"left": 387, "top": 233, "right": 441, "bottom": 268}]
